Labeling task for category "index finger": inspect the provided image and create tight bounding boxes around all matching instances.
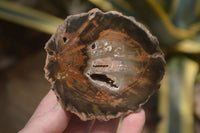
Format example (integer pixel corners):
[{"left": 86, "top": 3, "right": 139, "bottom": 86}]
[{"left": 119, "top": 110, "right": 145, "bottom": 133}]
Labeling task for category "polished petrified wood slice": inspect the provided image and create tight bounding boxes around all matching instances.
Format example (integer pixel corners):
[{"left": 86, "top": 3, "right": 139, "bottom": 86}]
[{"left": 44, "top": 8, "right": 165, "bottom": 121}]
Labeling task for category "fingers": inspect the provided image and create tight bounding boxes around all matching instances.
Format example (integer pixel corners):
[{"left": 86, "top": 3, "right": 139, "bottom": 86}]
[
  {"left": 119, "top": 110, "right": 145, "bottom": 133},
  {"left": 65, "top": 110, "right": 145, "bottom": 133},
  {"left": 19, "top": 90, "right": 71, "bottom": 133},
  {"left": 64, "top": 114, "right": 94, "bottom": 133},
  {"left": 90, "top": 118, "right": 120, "bottom": 133},
  {"left": 64, "top": 114, "right": 120, "bottom": 133},
  {"left": 19, "top": 89, "right": 145, "bottom": 133}
]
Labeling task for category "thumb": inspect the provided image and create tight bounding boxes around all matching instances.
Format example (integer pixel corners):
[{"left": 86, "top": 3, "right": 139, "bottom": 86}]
[{"left": 19, "top": 90, "right": 71, "bottom": 133}]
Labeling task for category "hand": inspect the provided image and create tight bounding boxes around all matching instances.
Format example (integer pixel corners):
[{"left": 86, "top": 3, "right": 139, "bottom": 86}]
[{"left": 19, "top": 90, "right": 145, "bottom": 133}]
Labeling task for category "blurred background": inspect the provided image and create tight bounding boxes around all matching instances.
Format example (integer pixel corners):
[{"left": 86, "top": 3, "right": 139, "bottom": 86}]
[{"left": 0, "top": 0, "right": 200, "bottom": 133}]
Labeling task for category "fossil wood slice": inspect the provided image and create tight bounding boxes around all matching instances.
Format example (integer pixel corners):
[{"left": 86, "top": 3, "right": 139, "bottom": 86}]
[{"left": 44, "top": 8, "right": 165, "bottom": 121}]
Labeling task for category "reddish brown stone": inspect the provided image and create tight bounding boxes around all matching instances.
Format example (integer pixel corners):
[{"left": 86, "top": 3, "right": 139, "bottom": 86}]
[{"left": 44, "top": 8, "right": 165, "bottom": 121}]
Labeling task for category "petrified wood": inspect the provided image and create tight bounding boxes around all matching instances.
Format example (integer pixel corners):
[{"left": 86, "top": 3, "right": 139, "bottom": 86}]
[{"left": 44, "top": 8, "right": 165, "bottom": 121}]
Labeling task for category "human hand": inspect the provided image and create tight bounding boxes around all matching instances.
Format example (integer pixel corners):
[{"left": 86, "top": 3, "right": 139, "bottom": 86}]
[{"left": 19, "top": 90, "right": 145, "bottom": 133}]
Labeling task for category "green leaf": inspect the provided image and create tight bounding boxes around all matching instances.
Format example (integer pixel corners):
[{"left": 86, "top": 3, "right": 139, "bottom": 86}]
[
  {"left": 173, "top": 39, "right": 200, "bottom": 54},
  {"left": 0, "top": 1, "right": 64, "bottom": 34},
  {"left": 170, "top": 0, "right": 198, "bottom": 28},
  {"left": 157, "top": 56, "right": 199, "bottom": 133},
  {"left": 88, "top": 0, "right": 115, "bottom": 11}
]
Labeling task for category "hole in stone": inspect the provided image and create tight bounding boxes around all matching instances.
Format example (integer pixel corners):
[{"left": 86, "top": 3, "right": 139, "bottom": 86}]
[
  {"left": 63, "top": 37, "right": 67, "bottom": 43},
  {"left": 90, "top": 12, "right": 94, "bottom": 16},
  {"left": 88, "top": 12, "right": 96, "bottom": 20},
  {"left": 90, "top": 74, "right": 118, "bottom": 88},
  {"left": 93, "top": 65, "right": 108, "bottom": 67},
  {"left": 48, "top": 51, "right": 54, "bottom": 55},
  {"left": 46, "top": 48, "right": 55, "bottom": 56},
  {"left": 91, "top": 43, "right": 96, "bottom": 49}
]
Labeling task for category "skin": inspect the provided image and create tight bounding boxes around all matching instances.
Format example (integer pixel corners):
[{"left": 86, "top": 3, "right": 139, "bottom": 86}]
[{"left": 19, "top": 90, "right": 145, "bottom": 133}]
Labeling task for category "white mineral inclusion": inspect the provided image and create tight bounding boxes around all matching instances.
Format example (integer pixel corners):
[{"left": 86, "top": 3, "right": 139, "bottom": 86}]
[{"left": 84, "top": 37, "right": 143, "bottom": 92}]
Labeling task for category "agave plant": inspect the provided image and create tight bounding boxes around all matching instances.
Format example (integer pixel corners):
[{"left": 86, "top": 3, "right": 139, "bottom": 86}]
[{"left": 0, "top": 0, "right": 199, "bottom": 133}]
